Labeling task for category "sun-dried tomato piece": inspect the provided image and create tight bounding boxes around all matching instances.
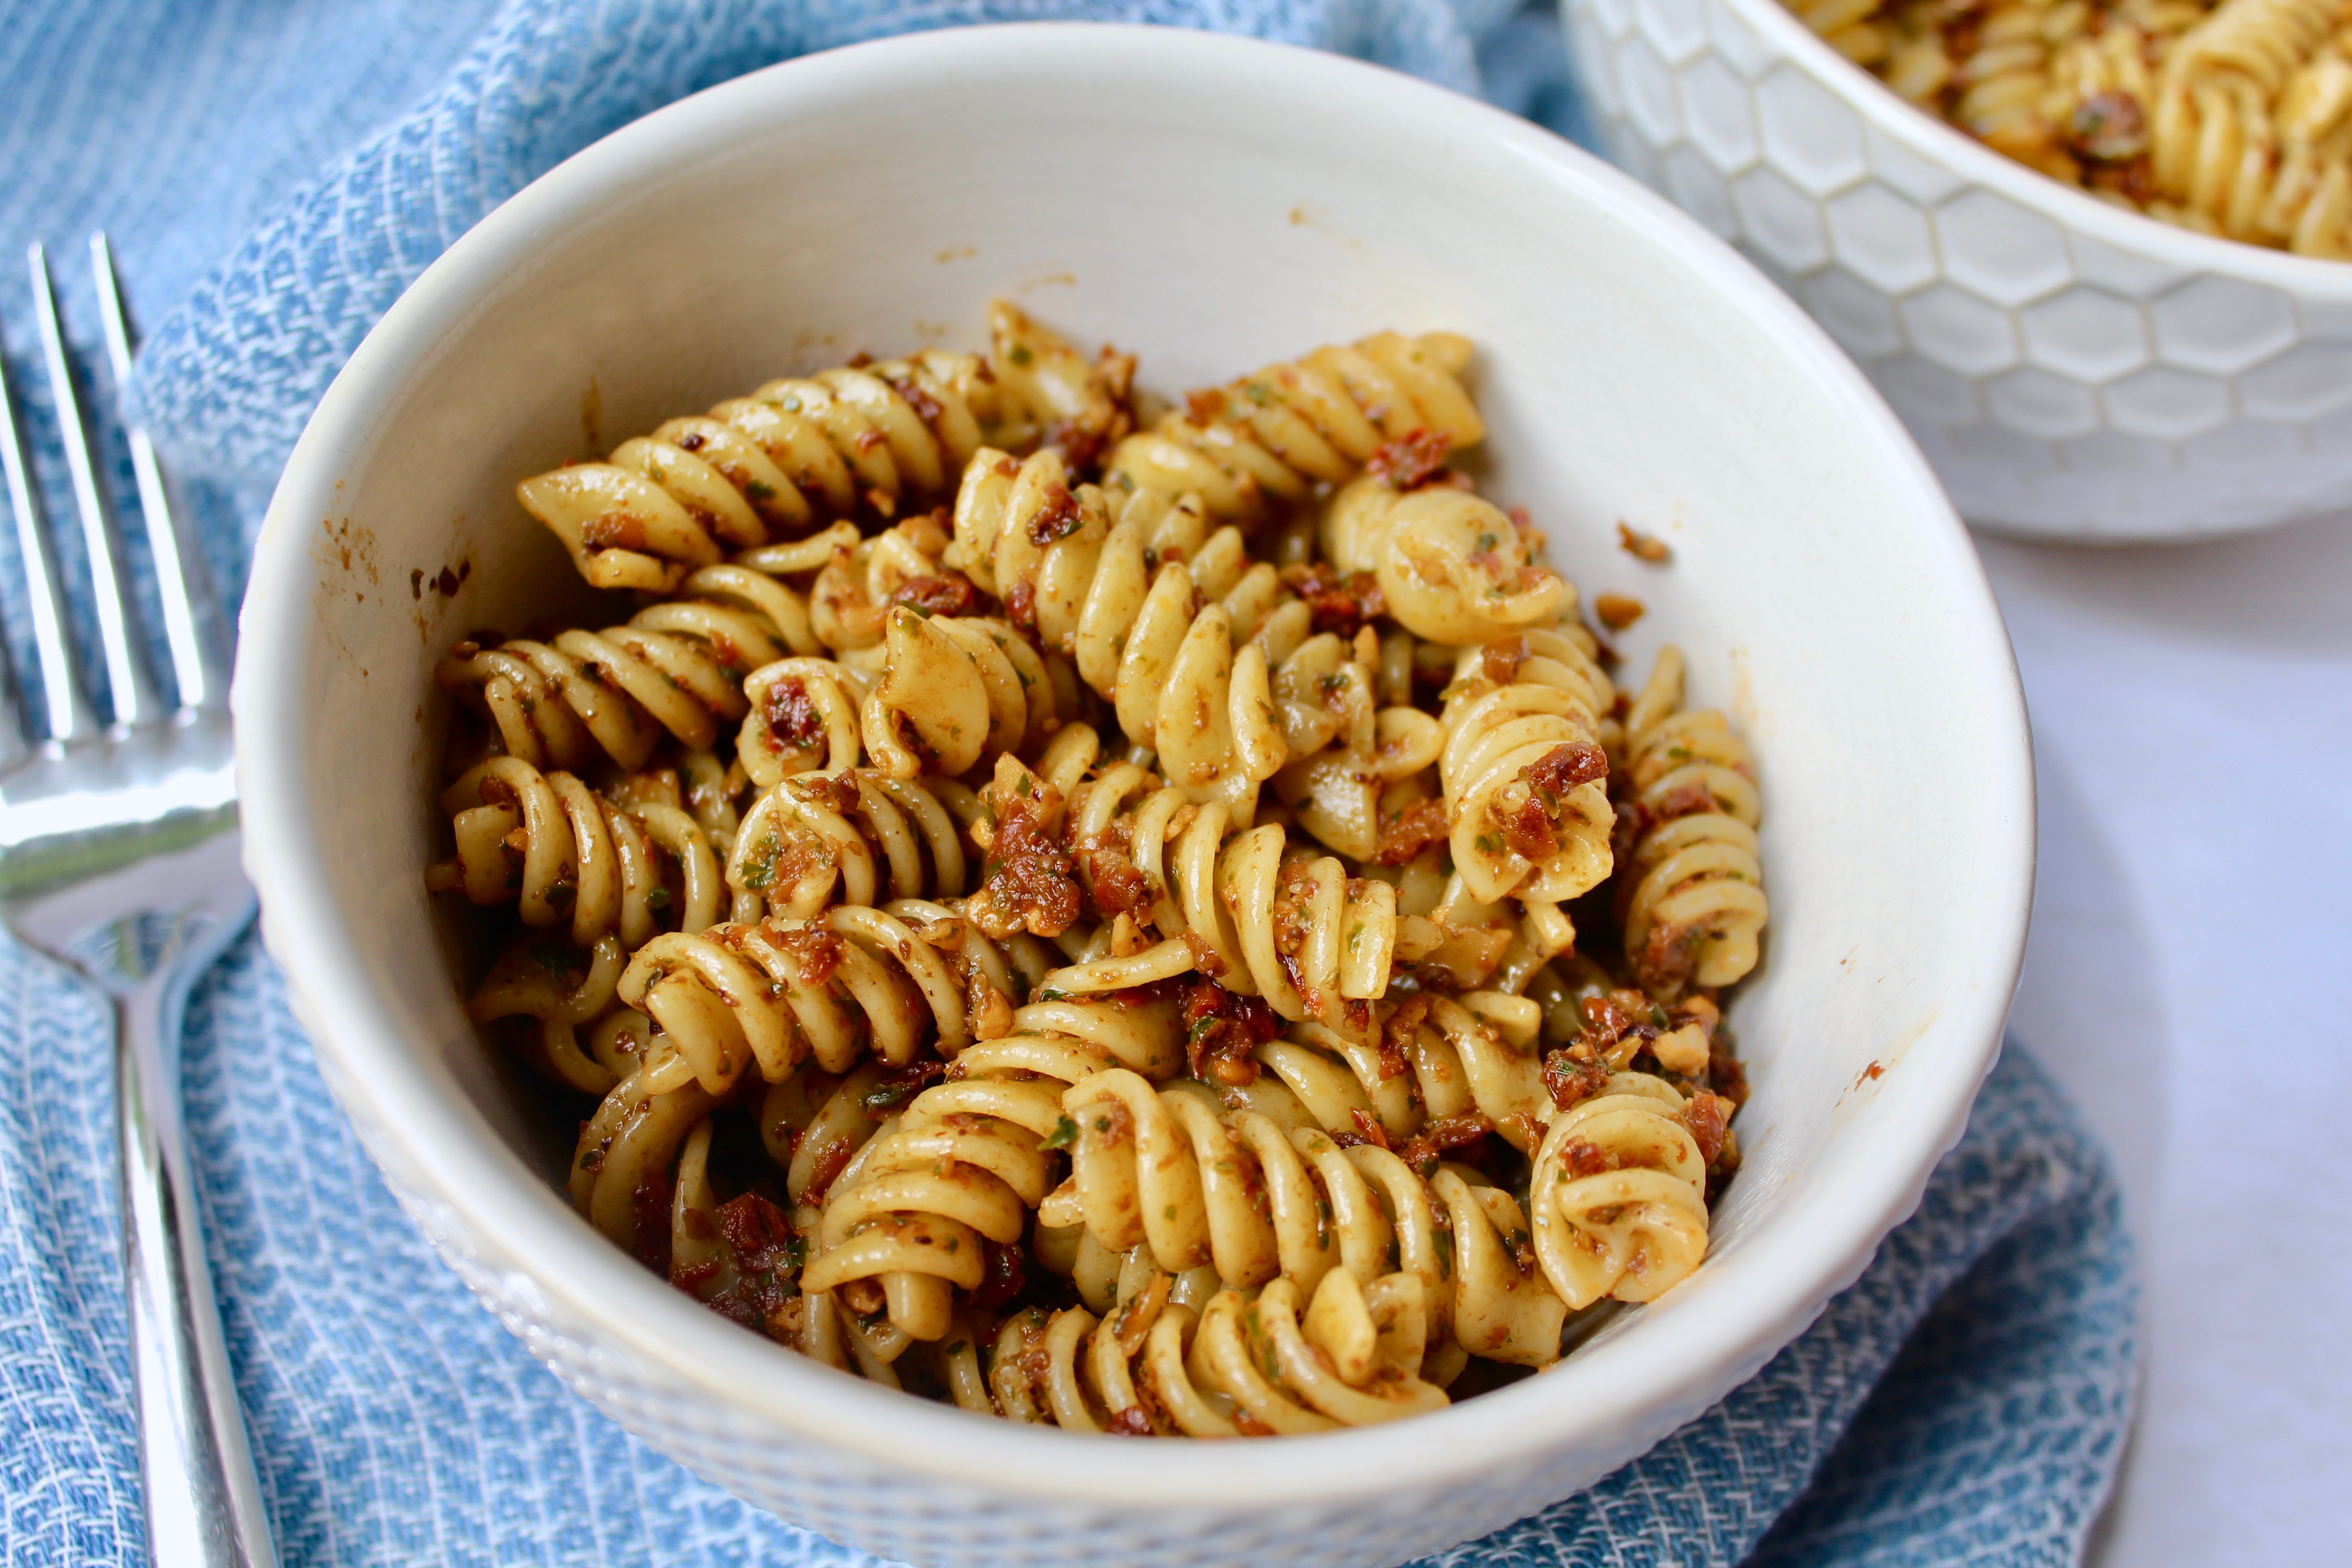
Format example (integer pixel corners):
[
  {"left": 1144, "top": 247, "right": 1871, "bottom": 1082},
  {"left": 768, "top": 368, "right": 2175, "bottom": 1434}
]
[
  {"left": 968, "top": 1238, "right": 1029, "bottom": 1310},
  {"left": 1679, "top": 1092, "right": 1734, "bottom": 1165},
  {"left": 693, "top": 1191, "right": 804, "bottom": 1332},
  {"left": 1372, "top": 798, "right": 1451, "bottom": 865},
  {"left": 886, "top": 573, "right": 985, "bottom": 619},
  {"left": 1396, "top": 1111, "right": 1494, "bottom": 1176},
  {"left": 764, "top": 924, "right": 845, "bottom": 988},
  {"left": 760, "top": 675, "right": 825, "bottom": 755},
  {"left": 1526, "top": 738, "right": 1608, "bottom": 799},
  {"left": 1364, "top": 429, "right": 1454, "bottom": 490},
  {"left": 1543, "top": 1047, "right": 1610, "bottom": 1112},
  {"left": 1024, "top": 484, "right": 1085, "bottom": 547},
  {"left": 630, "top": 1172, "right": 674, "bottom": 1274},
  {"left": 1557, "top": 1136, "right": 1617, "bottom": 1179},
  {"left": 970, "top": 769, "right": 1081, "bottom": 940},
  {"left": 1182, "top": 979, "right": 1278, "bottom": 1087},
  {"left": 1078, "top": 842, "right": 1149, "bottom": 919},
  {"left": 1279, "top": 562, "right": 1388, "bottom": 637}
]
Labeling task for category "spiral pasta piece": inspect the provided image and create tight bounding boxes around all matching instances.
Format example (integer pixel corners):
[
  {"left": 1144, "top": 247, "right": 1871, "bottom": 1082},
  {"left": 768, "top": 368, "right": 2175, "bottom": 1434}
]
[
  {"left": 427, "top": 755, "right": 723, "bottom": 948},
  {"left": 786, "top": 984, "right": 1123, "bottom": 1343},
  {"left": 568, "top": 1068, "right": 718, "bottom": 1259},
  {"left": 523, "top": 305, "right": 1138, "bottom": 592},
  {"left": 1006, "top": 1267, "right": 1450, "bottom": 1435},
  {"left": 735, "top": 657, "right": 870, "bottom": 787},
  {"left": 1213, "top": 823, "right": 1396, "bottom": 1021},
  {"left": 616, "top": 903, "right": 973, "bottom": 1092},
  {"left": 948, "top": 447, "right": 1292, "bottom": 657},
  {"left": 858, "top": 608, "right": 1081, "bottom": 780},
  {"left": 521, "top": 351, "right": 1006, "bottom": 591},
  {"left": 985, "top": 299, "right": 1135, "bottom": 463},
  {"left": 1529, "top": 1073, "right": 1710, "bottom": 1309},
  {"left": 1050, "top": 755, "right": 1238, "bottom": 955},
  {"left": 465, "top": 932, "right": 634, "bottom": 1095},
  {"left": 802, "top": 510, "right": 965, "bottom": 653},
  {"left": 1046, "top": 1070, "right": 1570, "bottom": 1367},
  {"left": 946, "top": 447, "right": 1291, "bottom": 814},
  {"left": 1439, "top": 629, "right": 1617, "bottom": 906},
  {"left": 435, "top": 554, "right": 833, "bottom": 771},
  {"left": 725, "top": 769, "right": 971, "bottom": 921},
  {"left": 1618, "top": 647, "right": 1768, "bottom": 994},
  {"left": 1319, "top": 477, "right": 1568, "bottom": 647},
  {"left": 1267, "top": 629, "right": 1446, "bottom": 862},
  {"left": 801, "top": 967, "right": 1187, "bottom": 1346},
  {"left": 1106, "top": 331, "right": 1483, "bottom": 524},
  {"left": 1789, "top": 0, "right": 1893, "bottom": 64},
  {"left": 800, "top": 1085, "right": 1047, "bottom": 1343},
  {"left": 1255, "top": 991, "right": 1554, "bottom": 1153}
]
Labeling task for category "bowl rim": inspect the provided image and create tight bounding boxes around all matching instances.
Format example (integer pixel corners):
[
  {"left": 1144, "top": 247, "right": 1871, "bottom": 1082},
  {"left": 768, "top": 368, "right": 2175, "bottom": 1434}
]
[
  {"left": 235, "top": 21, "right": 2035, "bottom": 1518},
  {"left": 1666, "top": 0, "right": 2352, "bottom": 299}
]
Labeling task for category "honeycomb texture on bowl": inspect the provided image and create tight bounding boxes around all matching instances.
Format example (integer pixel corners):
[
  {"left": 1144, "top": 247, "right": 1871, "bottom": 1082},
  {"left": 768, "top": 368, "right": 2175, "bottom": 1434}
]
[{"left": 1566, "top": 0, "right": 2352, "bottom": 539}]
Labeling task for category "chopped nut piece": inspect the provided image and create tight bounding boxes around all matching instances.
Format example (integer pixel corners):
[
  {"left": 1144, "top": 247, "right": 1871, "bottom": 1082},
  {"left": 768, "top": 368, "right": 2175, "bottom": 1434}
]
[
  {"left": 1616, "top": 522, "right": 1671, "bottom": 563},
  {"left": 1594, "top": 592, "right": 1645, "bottom": 631},
  {"left": 1650, "top": 1022, "right": 1711, "bottom": 1077}
]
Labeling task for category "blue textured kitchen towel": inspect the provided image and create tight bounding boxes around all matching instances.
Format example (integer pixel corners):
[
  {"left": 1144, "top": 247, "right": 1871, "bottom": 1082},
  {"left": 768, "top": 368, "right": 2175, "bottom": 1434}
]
[{"left": 0, "top": 2, "right": 2134, "bottom": 1563}]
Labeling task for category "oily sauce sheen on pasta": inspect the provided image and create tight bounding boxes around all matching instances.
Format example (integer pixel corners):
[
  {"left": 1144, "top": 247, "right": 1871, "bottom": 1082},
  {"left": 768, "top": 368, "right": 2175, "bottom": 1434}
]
[{"left": 427, "top": 301, "right": 1769, "bottom": 1436}]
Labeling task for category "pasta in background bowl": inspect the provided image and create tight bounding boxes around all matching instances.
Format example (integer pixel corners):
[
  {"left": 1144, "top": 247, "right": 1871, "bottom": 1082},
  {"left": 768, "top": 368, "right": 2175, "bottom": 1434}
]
[
  {"left": 233, "top": 24, "right": 2031, "bottom": 1568},
  {"left": 1566, "top": 0, "right": 2352, "bottom": 539}
]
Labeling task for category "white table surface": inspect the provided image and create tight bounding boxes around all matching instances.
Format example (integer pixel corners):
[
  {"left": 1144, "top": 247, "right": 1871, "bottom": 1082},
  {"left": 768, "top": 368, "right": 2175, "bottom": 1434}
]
[{"left": 1973, "top": 514, "right": 2352, "bottom": 1568}]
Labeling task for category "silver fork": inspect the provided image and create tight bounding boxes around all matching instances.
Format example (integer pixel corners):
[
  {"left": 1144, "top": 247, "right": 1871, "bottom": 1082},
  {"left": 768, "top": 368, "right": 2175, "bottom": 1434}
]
[{"left": 0, "top": 236, "right": 275, "bottom": 1568}]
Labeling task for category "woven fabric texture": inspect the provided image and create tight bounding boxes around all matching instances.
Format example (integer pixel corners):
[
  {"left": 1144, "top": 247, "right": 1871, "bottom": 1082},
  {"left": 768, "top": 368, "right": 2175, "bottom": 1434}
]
[{"left": 0, "top": 2, "right": 2135, "bottom": 1563}]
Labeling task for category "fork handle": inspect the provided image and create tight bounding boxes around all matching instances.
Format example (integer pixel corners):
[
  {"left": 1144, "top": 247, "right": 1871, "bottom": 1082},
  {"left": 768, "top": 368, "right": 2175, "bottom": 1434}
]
[{"left": 118, "top": 947, "right": 279, "bottom": 1567}]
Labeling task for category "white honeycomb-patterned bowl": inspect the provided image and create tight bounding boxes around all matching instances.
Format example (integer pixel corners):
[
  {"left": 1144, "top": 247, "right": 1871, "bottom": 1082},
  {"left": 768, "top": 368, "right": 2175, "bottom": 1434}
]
[
  {"left": 235, "top": 25, "right": 2032, "bottom": 1566},
  {"left": 1563, "top": 0, "right": 2352, "bottom": 540}
]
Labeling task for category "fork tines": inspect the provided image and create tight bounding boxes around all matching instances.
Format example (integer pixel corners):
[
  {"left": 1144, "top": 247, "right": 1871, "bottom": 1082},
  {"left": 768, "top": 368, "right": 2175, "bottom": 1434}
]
[{"left": 0, "top": 236, "right": 221, "bottom": 759}]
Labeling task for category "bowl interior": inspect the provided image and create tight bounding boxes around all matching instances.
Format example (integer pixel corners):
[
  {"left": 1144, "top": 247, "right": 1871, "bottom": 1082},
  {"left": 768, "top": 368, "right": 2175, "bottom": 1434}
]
[{"left": 238, "top": 24, "right": 2031, "bottom": 1514}]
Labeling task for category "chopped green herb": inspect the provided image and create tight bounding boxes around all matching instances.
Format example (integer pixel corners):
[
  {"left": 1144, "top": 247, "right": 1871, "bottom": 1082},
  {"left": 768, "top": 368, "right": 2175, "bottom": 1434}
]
[
  {"left": 1008, "top": 343, "right": 1033, "bottom": 365},
  {"left": 1042, "top": 1116, "right": 1078, "bottom": 1150}
]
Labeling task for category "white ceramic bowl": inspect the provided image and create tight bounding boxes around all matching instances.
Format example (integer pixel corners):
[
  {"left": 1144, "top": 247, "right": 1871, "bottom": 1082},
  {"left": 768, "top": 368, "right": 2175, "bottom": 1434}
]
[
  {"left": 234, "top": 24, "right": 2033, "bottom": 1567},
  {"left": 1563, "top": 0, "right": 2352, "bottom": 541}
]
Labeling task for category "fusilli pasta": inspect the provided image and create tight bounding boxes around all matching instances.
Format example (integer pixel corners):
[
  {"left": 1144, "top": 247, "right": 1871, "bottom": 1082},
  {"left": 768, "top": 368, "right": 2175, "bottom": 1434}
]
[{"left": 428, "top": 304, "right": 1766, "bottom": 1438}]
